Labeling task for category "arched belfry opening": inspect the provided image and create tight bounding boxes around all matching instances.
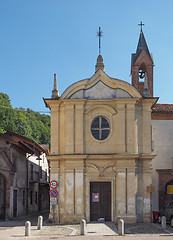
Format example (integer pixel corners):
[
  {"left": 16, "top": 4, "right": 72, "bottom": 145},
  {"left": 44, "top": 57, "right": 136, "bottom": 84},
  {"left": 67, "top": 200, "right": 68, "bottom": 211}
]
[{"left": 139, "top": 63, "right": 146, "bottom": 82}]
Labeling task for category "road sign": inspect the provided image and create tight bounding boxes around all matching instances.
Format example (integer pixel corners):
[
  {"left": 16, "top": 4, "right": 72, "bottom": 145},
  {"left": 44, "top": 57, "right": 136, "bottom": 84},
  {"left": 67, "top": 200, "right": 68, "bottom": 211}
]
[
  {"left": 50, "top": 198, "right": 57, "bottom": 205},
  {"left": 50, "top": 189, "right": 58, "bottom": 198},
  {"left": 50, "top": 180, "right": 58, "bottom": 188}
]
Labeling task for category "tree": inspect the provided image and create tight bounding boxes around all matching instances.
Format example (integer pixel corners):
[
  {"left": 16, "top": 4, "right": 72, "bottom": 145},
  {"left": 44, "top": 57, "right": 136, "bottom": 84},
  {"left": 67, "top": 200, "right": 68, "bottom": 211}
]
[{"left": 0, "top": 92, "right": 50, "bottom": 145}]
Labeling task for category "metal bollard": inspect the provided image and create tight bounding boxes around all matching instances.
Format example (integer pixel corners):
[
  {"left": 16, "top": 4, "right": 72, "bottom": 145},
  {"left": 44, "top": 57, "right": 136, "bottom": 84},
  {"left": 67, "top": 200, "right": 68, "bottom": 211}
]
[
  {"left": 37, "top": 215, "right": 43, "bottom": 230},
  {"left": 25, "top": 221, "right": 31, "bottom": 236},
  {"left": 118, "top": 219, "right": 124, "bottom": 235},
  {"left": 80, "top": 219, "right": 86, "bottom": 235},
  {"left": 161, "top": 216, "right": 166, "bottom": 230}
]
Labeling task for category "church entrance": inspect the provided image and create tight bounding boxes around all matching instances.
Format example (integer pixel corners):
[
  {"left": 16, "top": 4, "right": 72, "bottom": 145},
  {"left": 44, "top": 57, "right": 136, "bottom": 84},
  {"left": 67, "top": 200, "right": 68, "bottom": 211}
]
[{"left": 90, "top": 182, "right": 111, "bottom": 221}]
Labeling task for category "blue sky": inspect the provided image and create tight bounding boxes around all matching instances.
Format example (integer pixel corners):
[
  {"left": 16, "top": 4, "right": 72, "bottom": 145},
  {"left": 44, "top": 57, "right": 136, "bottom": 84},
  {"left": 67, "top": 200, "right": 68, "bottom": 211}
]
[{"left": 0, "top": 0, "right": 173, "bottom": 113}]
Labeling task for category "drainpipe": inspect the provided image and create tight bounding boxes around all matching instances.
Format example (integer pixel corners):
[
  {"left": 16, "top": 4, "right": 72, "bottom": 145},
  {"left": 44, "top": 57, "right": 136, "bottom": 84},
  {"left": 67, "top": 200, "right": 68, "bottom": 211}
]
[
  {"left": 26, "top": 155, "right": 29, "bottom": 215},
  {"left": 26, "top": 154, "right": 32, "bottom": 215}
]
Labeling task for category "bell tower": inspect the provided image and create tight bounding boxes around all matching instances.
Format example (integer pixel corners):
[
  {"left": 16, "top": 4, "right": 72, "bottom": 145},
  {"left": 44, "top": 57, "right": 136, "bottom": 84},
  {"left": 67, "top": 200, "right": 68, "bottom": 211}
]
[{"left": 131, "top": 22, "right": 154, "bottom": 97}]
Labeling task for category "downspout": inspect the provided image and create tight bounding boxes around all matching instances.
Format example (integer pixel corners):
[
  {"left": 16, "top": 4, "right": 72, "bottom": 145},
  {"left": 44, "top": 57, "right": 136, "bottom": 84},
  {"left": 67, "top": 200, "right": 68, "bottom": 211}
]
[
  {"left": 26, "top": 153, "right": 33, "bottom": 215},
  {"left": 26, "top": 154, "right": 29, "bottom": 215}
]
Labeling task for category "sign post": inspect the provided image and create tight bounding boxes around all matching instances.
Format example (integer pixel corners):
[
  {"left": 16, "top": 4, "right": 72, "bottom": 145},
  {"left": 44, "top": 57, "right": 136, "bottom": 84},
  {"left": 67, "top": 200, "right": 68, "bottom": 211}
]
[{"left": 49, "top": 180, "right": 59, "bottom": 222}]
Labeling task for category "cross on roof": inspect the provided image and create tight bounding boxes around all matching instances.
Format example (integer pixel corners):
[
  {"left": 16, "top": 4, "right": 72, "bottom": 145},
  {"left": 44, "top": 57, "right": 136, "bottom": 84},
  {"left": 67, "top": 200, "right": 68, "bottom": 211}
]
[
  {"left": 97, "top": 27, "right": 103, "bottom": 55},
  {"left": 138, "top": 21, "right": 145, "bottom": 32}
]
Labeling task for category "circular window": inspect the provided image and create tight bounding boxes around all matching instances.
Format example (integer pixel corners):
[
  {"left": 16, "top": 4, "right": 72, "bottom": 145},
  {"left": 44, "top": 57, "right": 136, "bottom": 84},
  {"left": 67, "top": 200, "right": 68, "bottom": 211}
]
[{"left": 91, "top": 116, "right": 110, "bottom": 140}]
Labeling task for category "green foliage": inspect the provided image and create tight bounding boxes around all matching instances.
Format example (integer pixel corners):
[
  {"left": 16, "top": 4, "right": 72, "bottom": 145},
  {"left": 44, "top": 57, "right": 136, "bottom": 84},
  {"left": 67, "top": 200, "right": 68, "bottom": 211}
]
[{"left": 0, "top": 92, "right": 50, "bottom": 145}]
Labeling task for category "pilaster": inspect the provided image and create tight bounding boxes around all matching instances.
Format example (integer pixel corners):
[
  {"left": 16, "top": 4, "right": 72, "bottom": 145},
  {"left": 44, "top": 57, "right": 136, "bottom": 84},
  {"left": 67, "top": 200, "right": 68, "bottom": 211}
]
[
  {"left": 126, "top": 103, "right": 137, "bottom": 153},
  {"left": 136, "top": 157, "right": 153, "bottom": 223},
  {"left": 142, "top": 159, "right": 152, "bottom": 222},
  {"left": 117, "top": 104, "right": 125, "bottom": 153},
  {"left": 64, "top": 104, "right": 74, "bottom": 154},
  {"left": 115, "top": 159, "right": 136, "bottom": 223},
  {"left": 50, "top": 104, "right": 59, "bottom": 154},
  {"left": 75, "top": 104, "right": 84, "bottom": 154},
  {"left": 142, "top": 103, "right": 152, "bottom": 154}
]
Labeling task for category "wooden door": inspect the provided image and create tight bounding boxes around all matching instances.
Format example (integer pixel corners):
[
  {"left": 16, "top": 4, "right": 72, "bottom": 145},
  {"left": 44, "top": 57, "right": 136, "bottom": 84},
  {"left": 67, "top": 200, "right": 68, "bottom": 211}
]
[
  {"left": 13, "top": 190, "right": 17, "bottom": 217},
  {"left": 0, "top": 174, "right": 6, "bottom": 220},
  {"left": 90, "top": 182, "right": 111, "bottom": 221}
]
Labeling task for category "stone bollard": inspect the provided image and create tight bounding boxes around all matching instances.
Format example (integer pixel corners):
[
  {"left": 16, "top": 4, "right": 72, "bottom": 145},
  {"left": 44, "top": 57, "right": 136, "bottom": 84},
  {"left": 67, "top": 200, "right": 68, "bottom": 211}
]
[
  {"left": 161, "top": 216, "right": 166, "bottom": 230},
  {"left": 25, "top": 221, "right": 31, "bottom": 236},
  {"left": 118, "top": 219, "right": 124, "bottom": 235},
  {"left": 37, "top": 215, "right": 43, "bottom": 230},
  {"left": 80, "top": 219, "right": 86, "bottom": 235}
]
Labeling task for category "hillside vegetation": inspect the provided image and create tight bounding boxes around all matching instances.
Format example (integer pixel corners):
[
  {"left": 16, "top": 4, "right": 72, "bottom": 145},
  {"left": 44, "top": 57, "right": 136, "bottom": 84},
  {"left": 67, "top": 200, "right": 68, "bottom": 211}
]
[{"left": 0, "top": 92, "right": 50, "bottom": 145}]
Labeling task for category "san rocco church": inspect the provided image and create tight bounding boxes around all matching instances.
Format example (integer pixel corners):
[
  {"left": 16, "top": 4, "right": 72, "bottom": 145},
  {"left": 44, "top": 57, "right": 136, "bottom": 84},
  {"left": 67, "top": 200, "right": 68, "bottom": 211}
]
[{"left": 44, "top": 25, "right": 158, "bottom": 223}]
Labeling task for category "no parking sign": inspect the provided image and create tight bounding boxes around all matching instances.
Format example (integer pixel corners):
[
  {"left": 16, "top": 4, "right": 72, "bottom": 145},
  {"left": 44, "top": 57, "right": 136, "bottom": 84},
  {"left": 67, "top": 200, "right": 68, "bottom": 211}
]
[{"left": 50, "top": 189, "right": 58, "bottom": 198}]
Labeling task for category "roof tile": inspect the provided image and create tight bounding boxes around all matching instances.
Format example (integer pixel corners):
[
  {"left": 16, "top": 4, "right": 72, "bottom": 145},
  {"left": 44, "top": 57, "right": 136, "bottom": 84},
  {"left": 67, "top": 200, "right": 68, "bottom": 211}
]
[{"left": 152, "top": 104, "right": 173, "bottom": 113}]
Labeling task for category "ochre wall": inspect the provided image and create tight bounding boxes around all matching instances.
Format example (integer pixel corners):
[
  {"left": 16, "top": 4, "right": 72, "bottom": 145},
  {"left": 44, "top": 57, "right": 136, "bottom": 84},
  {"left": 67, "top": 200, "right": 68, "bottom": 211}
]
[{"left": 45, "top": 71, "right": 156, "bottom": 223}]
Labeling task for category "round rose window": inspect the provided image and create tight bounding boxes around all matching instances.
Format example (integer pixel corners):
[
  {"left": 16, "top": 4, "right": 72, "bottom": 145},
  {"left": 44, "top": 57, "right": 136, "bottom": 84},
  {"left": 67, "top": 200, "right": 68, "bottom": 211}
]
[{"left": 91, "top": 116, "right": 110, "bottom": 140}]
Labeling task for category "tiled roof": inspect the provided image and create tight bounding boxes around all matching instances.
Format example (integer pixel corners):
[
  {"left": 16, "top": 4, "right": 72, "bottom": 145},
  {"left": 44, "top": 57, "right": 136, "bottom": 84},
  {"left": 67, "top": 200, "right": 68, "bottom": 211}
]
[
  {"left": 0, "top": 131, "right": 46, "bottom": 155},
  {"left": 152, "top": 104, "right": 173, "bottom": 113},
  {"left": 40, "top": 144, "right": 50, "bottom": 155},
  {"left": 40, "top": 144, "right": 49, "bottom": 149}
]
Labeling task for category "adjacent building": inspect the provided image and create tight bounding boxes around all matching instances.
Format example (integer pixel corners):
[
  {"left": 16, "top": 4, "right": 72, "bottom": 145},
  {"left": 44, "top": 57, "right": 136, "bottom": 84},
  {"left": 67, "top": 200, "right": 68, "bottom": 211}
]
[
  {"left": 0, "top": 131, "right": 49, "bottom": 220},
  {"left": 152, "top": 105, "right": 173, "bottom": 211}
]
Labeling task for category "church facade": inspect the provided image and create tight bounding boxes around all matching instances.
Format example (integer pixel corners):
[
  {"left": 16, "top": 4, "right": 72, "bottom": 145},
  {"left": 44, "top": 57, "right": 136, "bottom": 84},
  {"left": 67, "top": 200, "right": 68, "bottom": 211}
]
[{"left": 44, "top": 28, "right": 158, "bottom": 223}]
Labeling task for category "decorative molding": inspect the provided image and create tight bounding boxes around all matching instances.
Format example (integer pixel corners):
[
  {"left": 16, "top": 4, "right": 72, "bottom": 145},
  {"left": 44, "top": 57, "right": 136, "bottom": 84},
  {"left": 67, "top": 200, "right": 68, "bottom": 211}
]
[
  {"left": 86, "top": 162, "right": 116, "bottom": 176},
  {"left": 85, "top": 104, "right": 117, "bottom": 115}
]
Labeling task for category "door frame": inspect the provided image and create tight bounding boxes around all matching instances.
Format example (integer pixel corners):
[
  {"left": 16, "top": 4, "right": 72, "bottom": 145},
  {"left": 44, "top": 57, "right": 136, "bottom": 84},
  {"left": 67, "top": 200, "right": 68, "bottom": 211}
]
[
  {"left": 90, "top": 181, "right": 111, "bottom": 221},
  {"left": 86, "top": 179, "right": 115, "bottom": 222}
]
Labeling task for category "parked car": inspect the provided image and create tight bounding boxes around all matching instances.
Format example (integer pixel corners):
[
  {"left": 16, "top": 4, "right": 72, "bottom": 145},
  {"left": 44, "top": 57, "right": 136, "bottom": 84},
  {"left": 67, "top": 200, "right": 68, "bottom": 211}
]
[{"left": 158, "top": 202, "right": 173, "bottom": 227}]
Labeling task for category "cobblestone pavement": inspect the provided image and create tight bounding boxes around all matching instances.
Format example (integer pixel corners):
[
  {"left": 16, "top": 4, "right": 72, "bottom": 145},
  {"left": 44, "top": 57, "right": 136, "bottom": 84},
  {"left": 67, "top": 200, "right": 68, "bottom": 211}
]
[{"left": 0, "top": 212, "right": 173, "bottom": 240}]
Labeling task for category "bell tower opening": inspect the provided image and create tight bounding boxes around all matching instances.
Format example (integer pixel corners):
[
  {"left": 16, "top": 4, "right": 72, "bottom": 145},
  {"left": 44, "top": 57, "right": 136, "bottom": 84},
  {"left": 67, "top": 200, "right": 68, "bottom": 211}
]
[{"left": 139, "top": 63, "right": 146, "bottom": 82}]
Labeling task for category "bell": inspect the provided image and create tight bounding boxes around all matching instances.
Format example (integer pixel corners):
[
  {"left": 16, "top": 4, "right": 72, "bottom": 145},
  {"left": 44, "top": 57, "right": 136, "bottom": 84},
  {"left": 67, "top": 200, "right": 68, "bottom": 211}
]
[{"left": 139, "top": 70, "right": 145, "bottom": 79}]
